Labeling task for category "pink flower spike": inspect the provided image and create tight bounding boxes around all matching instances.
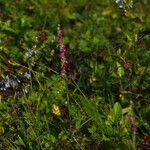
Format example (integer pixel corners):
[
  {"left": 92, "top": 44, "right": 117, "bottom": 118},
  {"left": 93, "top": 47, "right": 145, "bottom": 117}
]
[
  {"left": 57, "top": 44, "right": 66, "bottom": 58},
  {"left": 61, "top": 44, "right": 66, "bottom": 53},
  {"left": 56, "top": 29, "right": 63, "bottom": 44},
  {"left": 63, "top": 57, "right": 68, "bottom": 67},
  {"left": 60, "top": 57, "right": 68, "bottom": 77}
]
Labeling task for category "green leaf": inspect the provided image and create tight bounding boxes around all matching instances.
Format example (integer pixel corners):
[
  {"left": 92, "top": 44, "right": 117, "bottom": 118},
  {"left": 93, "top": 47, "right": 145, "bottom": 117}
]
[
  {"left": 102, "top": 7, "right": 112, "bottom": 16},
  {"left": 15, "top": 136, "right": 25, "bottom": 147},
  {"left": 79, "top": 40, "right": 89, "bottom": 52},
  {"left": 140, "top": 105, "right": 150, "bottom": 119},
  {"left": 112, "top": 102, "right": 122, "bottom": 125},
  {"left": 122, "top": 107, "right": 131, "bottom": 115},
  {"left": 80, "top": 96, "right": 113, "bottom": 135},
  {"left": 88, "top": 125, "right": 97, "bottom": 134},
  {"left": 75, "top": 118, "right": 82, "bottom": 129},
  {"left": 116, "top": 62, "right": 124, "bottom": 78},
  {"left": 116, "top": 143, "right": 129, "bottom": 150}
]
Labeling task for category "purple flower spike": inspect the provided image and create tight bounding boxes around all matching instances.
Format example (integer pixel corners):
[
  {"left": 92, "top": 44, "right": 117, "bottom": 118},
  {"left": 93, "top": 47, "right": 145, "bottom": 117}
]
[
  {"left": 56, "top": 29, "right": 63, "bottom": 44},
  {"left": 56, "top": 29, "right": 69, "bottom": 76},
  {"left": 58, "top": 43, "right": 66, "bottom": 58},
  {"left": 60, "top": 56, "right": 68, "bottom": 77},
  {"left": 63, "top": 56, "right": 68, "bottom": 68}
]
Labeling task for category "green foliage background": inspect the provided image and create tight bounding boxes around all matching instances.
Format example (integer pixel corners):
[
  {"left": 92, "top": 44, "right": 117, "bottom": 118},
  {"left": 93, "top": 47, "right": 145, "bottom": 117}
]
[{"left": 0, "top": 0, "right": 150, "bottom": 149}]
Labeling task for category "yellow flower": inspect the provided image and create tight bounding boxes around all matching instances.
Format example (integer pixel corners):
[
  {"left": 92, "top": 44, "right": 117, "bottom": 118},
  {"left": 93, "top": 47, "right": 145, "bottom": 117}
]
[
  {"left": 89, "top": 76, "right": 96, "bottom": 83},
  {"left": 52, "top": 104, "right": 61, "bottom": 116}
]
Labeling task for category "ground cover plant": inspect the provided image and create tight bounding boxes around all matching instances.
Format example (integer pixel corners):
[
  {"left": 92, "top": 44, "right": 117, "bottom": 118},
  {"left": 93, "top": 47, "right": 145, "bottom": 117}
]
[{"left": 0, "top": 0, "right": 150, "bottom": 149}]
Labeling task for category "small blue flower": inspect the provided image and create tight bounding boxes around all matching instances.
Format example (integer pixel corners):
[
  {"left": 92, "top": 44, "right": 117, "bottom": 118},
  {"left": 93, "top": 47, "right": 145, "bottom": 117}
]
[
  {"left": 23, "top": 71, "right": 31, "bottom": 79},
  {"left": 0, "top": 79, "right": 18, "bottom": 91},
  {"left": 27, "top": 48, "right": 36, "bottom": 57}
]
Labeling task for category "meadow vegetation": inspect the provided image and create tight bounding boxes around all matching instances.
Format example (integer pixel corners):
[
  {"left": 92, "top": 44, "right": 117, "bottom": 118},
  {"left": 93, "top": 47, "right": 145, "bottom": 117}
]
[{"left": 0, "top": 0, "right": 150, "bottom": 149}]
